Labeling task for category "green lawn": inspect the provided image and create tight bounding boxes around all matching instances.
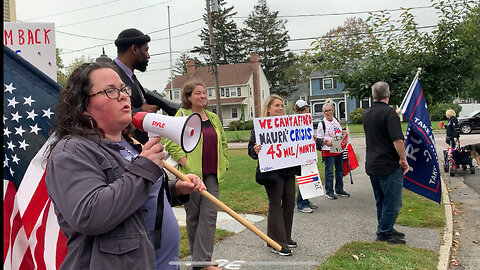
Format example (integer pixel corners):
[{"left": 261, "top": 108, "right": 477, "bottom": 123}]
[
  {"left": 225, "top": 121, "right": 443, "bottom": 141},
  {"left": 179, "top": 226, "right": 233, "bottom": 259},
  {"left": 317, "top": 241, "right": 437, "bottom": 270}
]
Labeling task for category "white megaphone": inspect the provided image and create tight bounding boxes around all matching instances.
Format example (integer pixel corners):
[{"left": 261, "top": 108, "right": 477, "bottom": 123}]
[{"left": 132, "top": 112, "right": 202, "bottom": 153}]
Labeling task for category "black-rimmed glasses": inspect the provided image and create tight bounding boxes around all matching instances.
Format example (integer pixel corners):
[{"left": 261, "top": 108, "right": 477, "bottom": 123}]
[{"left": 88, "top": 86, "right": 132, "bottom": 99}]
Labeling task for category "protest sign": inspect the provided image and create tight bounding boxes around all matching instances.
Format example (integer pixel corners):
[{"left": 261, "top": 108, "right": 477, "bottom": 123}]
[
  {"left": 253, "top": 114, "right": 317, "bottom": 172},
  {"left": 297, "top": 163, "right": 324, "bottom": 199},
  {"left": 4, "top": 22, "right": 57, "bottom": 81}
]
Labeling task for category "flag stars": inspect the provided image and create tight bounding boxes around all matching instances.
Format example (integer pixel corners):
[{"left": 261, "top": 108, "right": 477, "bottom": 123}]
[
  {"left": 15, "top": 126, "right": 26, "bottom": 137},
  {"left": 19, "top": 140, "right": 29, "bottom": 150},
  {"left": 11, "top": 111, "right": 23, "bottom": 122},
  {"left": 4, "top": 127, "right": 12, "bottom": 138},
  {"left": 7, "top": 141, "right": 16, "bottom": 151},
  {"left": 26, "top": 109, "right": 38, "bottom": 121},
  {"left": 3, "top": 116, "right": 7, "bottom": 123},
  {"left": 4, "top": 155, "right": 10, "bottom": 168},
  {"left": 11, "top": 154, "right": 20, "bottom": 164},
  {"left": 30, "top": 124, "right": 41, "bottom": 135},
  {"left": 23, "top": 96, "right": 35, "bottom": 106},
  {"left": 4, "top": 83, "right": 16, "bottom": 94},
  {"left": 42, "top": 108, "right": 54, "bottom": 119},
  {"left": 7, "top": 97, "right": 19, "bottom": 108},
  {"left": 9, "top": 167, "right": 14, "bottom": 176}
]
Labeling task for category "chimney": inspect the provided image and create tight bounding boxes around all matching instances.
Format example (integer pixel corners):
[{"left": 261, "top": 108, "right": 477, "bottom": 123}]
[
  {"left": 186, "top": 60, "right": 196, "bottom": 75},
  {"left": 250, "top": 53, "right": 261, "bottom": 118}
]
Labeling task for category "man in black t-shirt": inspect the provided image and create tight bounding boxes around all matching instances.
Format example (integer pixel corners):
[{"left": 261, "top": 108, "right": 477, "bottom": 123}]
[{"left": 363, "top": 81, "right": 409, "bottom": 245}]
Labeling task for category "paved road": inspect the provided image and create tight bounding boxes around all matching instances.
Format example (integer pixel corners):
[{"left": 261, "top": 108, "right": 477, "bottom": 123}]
[{"left": 178, "top": 134, "right": 441, "bottom": 269}]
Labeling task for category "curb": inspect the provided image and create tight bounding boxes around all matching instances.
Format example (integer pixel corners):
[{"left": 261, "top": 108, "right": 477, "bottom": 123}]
[{"left": 437, "top": 176, "right": 453, "bottom": 270}]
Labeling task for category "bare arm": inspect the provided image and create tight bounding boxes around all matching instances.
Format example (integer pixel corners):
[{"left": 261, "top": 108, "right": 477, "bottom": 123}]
[{"left": 393, "top": 139, "right": 409, "bottom": 175}]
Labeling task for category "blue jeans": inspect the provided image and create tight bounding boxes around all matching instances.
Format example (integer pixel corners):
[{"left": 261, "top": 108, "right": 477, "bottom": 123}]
[
  {"left": 324, "top": 154, "right": 344, "bottom": 195},
  {"left": 369, "top": 168, "right": 403, "bottom": 235},
  {"left": 296, "top": 188, "right": 311, "bottom": 210}
]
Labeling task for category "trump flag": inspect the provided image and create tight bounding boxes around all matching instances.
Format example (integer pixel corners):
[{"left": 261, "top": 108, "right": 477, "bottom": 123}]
[
  {"left": 400, "top": 73, "right": 441, "bottom": 203},
  {"left": 3, "top": 45, "right": 66, "bottom": 269}
]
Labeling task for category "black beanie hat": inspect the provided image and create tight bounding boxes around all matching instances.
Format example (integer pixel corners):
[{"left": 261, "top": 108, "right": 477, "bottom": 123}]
[{"left": 114, "top": 28, "right": 151, "bottom": 47}]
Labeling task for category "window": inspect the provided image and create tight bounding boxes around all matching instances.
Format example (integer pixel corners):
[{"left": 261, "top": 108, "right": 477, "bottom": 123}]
[
  {"left": 311, "top": 78, "right": 322, "bottom": 91},
  {"left": 231, "top": 88, "right": 237, "bottom": 97},
  {"left": 208, "top": 88, "right": 213, "bottom": 97},
  {"left": 314, "top": 103, "right": 322, "bottom": 114},
  {"left": 173, "top": 90, "right": 180, "bottom": 100},
  {"left": 226, "top": 88, "right": 230, "bottom": 97},
  {"left": 262, "top": 90, "right": 264, "bottom": 98},
  {"left": 323, "top": 78, "right": 333, "bottom": 89},
  {"left": 250, "top": 107, "right": 253, "bottom": 117},
  {"left": 237, "top": 87, "right": 241, "bottom": 96},
  {"left": 338, "top": 101, "right": 346, "bottom": 119},
  {"left": 361, "top": 99, "right": 370, "bottom": 108},
  {"left": 221, "top": 88, "right": 225, "bottom": 97},
  {"left": 249, "top": 86, "right": 252, "bottom": 96},
  {"left": 300, "top": 96, "right": 306, "bottom": 101},
  {"left": 232, "top": 107, "right": 238, "bottom": 118},
  {"left": 284, "top": 100, "right": 288, "bottom": 106}
]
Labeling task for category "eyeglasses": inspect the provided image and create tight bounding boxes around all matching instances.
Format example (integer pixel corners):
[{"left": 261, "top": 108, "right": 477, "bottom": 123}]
[
  {"left": 324, "top": 109, "right": 333, "bottom": 112},
  {"left": 88, "top": 86, "right": 132, "bottom": 99}
]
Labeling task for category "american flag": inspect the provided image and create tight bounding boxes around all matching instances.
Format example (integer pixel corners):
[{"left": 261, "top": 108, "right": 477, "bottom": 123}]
[
  {"left": 296, "top": 173, "right": 320, "bottom": 185},
  {"left": 3, "top": 45, "right": 66, "bottom": 269}
]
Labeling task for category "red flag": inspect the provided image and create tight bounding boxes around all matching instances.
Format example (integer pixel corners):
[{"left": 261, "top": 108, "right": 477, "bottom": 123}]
[{"left": 343, "top": 144, "right": 359, "bottom": 176}]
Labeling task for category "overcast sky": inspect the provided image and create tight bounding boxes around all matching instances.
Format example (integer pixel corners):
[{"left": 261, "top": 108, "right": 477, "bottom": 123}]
[{"left": 15, "top": 0, "right": 439, "bottom": 92}]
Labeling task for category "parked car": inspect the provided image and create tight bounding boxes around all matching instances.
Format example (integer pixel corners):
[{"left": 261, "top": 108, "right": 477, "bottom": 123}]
[{"left": 458, "top": 109, "right": 480, "bottom": 134}]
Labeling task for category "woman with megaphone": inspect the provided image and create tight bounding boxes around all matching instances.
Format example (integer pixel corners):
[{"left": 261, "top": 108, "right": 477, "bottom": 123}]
[
  {"left": 165, "top": 79, "right": 228, "bottom": 270},
  {"left": 45, "top": 62, "right": 206, "bottom": 270}
]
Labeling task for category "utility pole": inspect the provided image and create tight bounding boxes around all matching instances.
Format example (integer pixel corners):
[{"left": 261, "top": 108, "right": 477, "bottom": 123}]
[
  {"left": 168, "top": 6, "right": 173, "bottom": 95},
  {"left": 206, "top": 0, "right": 223, "bottom": 124}
]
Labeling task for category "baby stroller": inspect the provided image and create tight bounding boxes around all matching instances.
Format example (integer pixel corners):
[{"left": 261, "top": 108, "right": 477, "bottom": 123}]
[{"left": 443, "top": 142, "right": 476, "bottom": 176}]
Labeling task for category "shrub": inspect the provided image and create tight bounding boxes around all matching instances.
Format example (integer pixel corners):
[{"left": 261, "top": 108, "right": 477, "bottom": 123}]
[
  {"left": 429, "top": 103, "right": 462, "bottom": 121},
  {"left": 350, "top": 108, "right": 365, "bottom": 124},
  {"left": 228, "top": 120, "right": 253, "bottom": 131}
]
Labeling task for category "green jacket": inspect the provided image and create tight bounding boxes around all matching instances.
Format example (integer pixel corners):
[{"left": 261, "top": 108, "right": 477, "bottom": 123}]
[{"left": 165, "top": 108, "right": 229, "bottom": 180}]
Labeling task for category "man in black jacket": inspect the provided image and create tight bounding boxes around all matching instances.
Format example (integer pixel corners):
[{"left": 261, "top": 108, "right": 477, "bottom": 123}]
[{"left": 113, "top": 28, "right": 179, "bottom": 144}]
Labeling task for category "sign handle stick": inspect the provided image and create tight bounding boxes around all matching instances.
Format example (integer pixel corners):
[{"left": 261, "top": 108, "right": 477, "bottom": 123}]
[{"left": 163, "top": 162, "right": 283, "bottom": 251}]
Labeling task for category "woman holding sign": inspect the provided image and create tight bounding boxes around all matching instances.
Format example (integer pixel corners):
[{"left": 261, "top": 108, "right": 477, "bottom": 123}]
[
  {"left": 248, "top": 95, "right": 298, "bottom": 256},
  {"left": 316, "top": 100, "right": 350, "bottom": 200}
]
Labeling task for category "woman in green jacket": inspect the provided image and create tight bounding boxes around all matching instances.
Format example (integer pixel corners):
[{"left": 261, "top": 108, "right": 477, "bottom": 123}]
[{"left": 165, "top": 79, "right": 228, "bottom": 270}]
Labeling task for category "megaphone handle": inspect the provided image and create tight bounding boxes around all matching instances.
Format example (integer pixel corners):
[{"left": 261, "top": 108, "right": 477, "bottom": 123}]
[{"left": 162, "top": 162, "right": 282, "bottom": 251}]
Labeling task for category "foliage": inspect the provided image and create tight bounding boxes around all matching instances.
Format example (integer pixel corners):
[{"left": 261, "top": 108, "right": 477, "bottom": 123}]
[
  {"left": 318, "top": 241, "right": 437, "bottom": 270},
  {"left": 308, "top": 0, "right": 479, "bottom": 106},
  {"left": 179, "top": 226, "right": 233, "bottom": 258},
  {"left": 349, "top": 108, "right": 365, "bottom": 124},
  {"left": 242, "top": 0, "right": 290, "bottom": 96},
  {"left": 196, "top": 0, "right": 246, "bottom": 65},
  {"left": 65, "top": 55, "right": 96, "bottom": 79},
  {"left": 172, "top": 52, "right": 204, "bottom": 75},
  {"left": 56, "top": 48, "right": 67, "bottom": 87},
  {"left": 228, "top": 120, "right": 253, "bottom": 131},
  {"left": 429, "top": 103, "right": 463, "bottom": 121}
]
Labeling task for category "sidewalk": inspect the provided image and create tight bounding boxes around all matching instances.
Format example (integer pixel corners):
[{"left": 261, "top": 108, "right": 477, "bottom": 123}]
[{"left": 174, "top": 140, "right": 443, "bottom": 269}]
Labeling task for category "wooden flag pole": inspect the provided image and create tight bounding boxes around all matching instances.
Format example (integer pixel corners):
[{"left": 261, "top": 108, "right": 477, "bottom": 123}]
[{"left": 163, "top": 162, "right": 282, "bottom": 251}]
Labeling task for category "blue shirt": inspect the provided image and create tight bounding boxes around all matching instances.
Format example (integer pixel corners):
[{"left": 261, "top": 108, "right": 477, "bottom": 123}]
[{"left": 119, "top": 139, "right": 180, "bottom": 270}]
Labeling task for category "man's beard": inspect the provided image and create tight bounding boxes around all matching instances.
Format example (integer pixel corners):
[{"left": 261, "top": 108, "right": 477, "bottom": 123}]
[{"left": 133, "top": 60, "right": 148, "bottom": 72}]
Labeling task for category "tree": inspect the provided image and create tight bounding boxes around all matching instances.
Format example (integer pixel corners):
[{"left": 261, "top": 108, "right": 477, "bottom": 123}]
[
  {"left": 195, "top": 0, "right": 246, "bottom": 65},
  {"left": 309, "top": 0, "right": 479, "bottom": 106},
  {"left": 242, "top": 0, "right": 290, "bottom": 95},
  {"left": 65, "top": 55, "right": 95, "bottom": 79},
  {"left": 173, "top": 52, "right": 204, "bottom": 75},
  {"left": 56, "top": 48, "right": 67, "bottom": 87}
]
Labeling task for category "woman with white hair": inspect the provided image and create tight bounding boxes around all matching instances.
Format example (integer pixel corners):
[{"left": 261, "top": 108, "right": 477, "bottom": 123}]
[{"left": 316, "top": 100, "right": 350, "bottom": 200}]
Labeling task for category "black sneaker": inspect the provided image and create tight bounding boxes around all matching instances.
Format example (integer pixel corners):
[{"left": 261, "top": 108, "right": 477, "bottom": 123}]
[
  {"left": 376, "top": 235, "right": 406, "bottom": 245},
  {"left": 287, "top": 241, "right": 297, "bottom": 248},
  {"left": 336, "top": 190, "right": 350, "bottom": 197},
  {"left": 325, "top": 193, "right": 337, "bottom": 200},
  {"left": 392, "top": 228, "right": 405, "bottom": 238},
  {"left": 271, "top": 247, "right": 292, "bottom": 256}
]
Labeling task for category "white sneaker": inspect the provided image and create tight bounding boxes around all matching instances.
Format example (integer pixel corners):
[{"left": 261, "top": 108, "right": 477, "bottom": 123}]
[{"left": 298, "top": 207, "right": 313, "bottom": 213}]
